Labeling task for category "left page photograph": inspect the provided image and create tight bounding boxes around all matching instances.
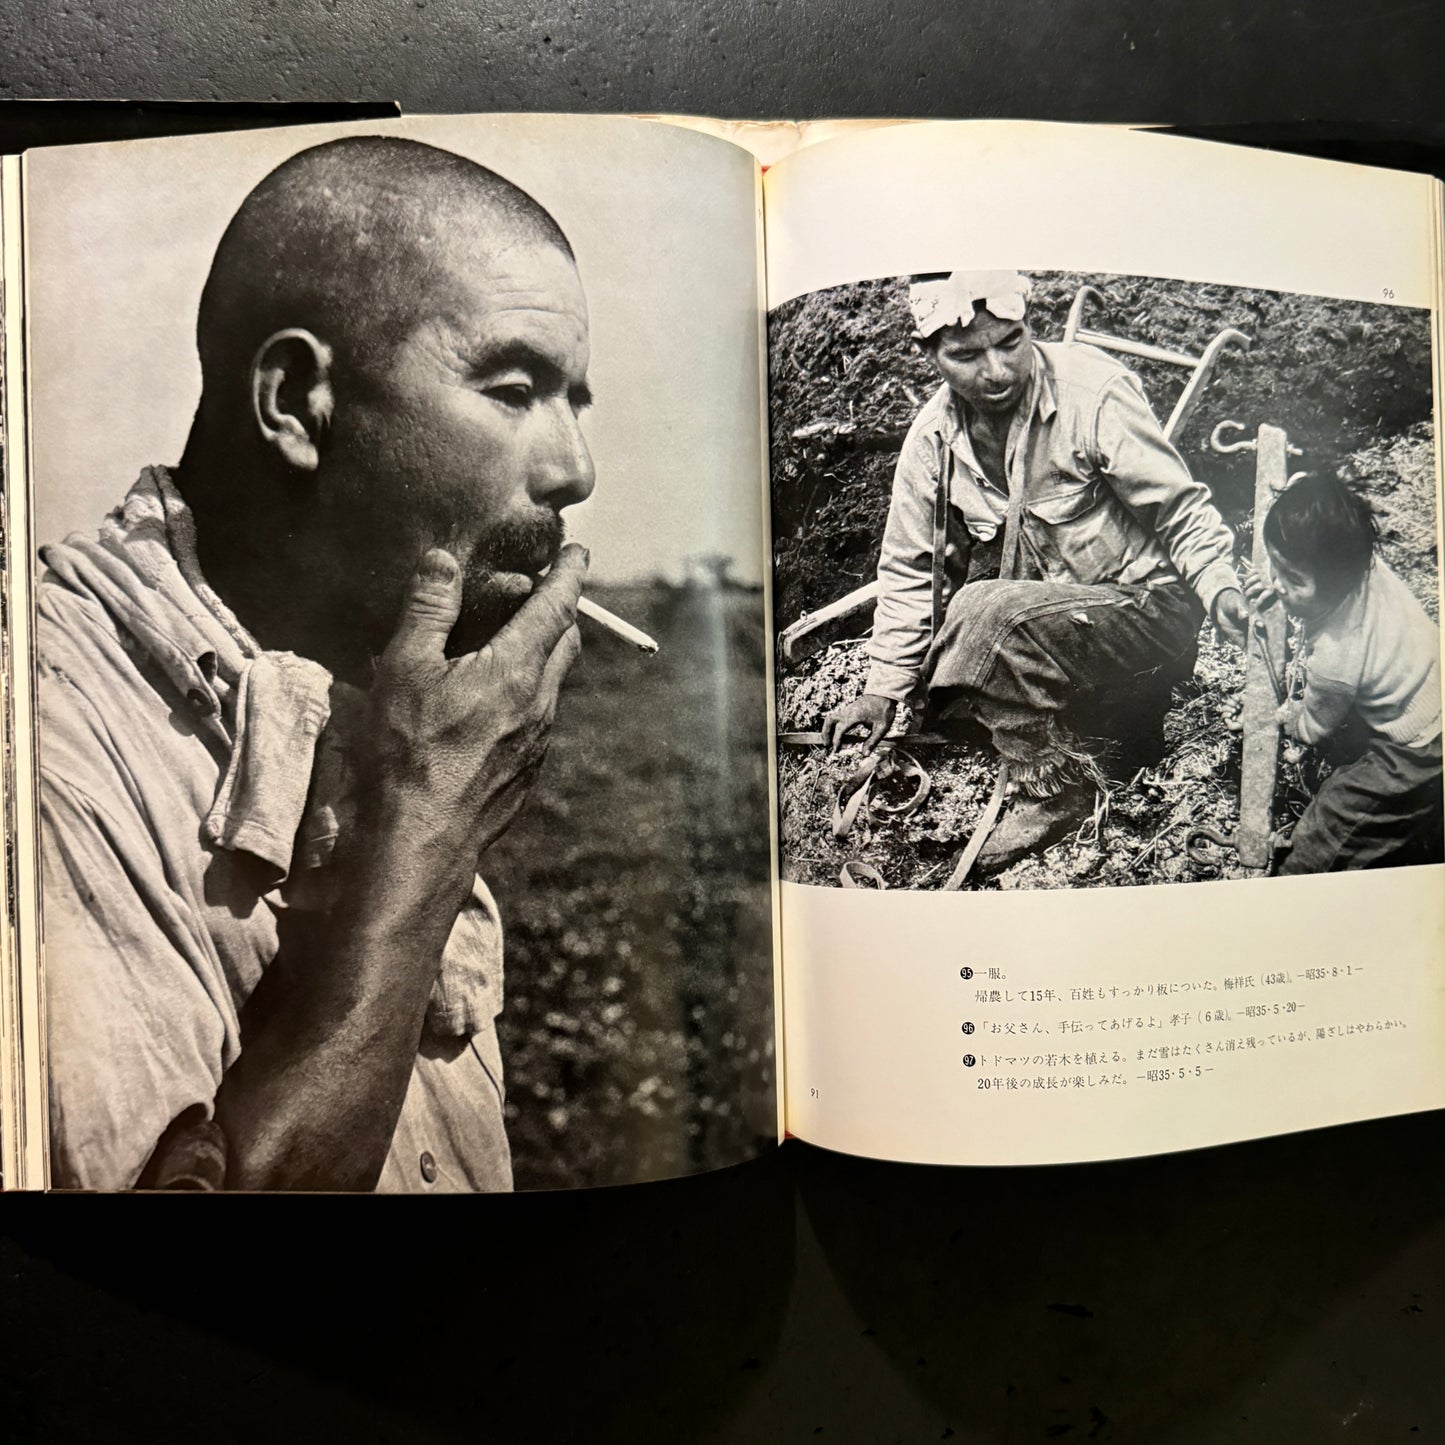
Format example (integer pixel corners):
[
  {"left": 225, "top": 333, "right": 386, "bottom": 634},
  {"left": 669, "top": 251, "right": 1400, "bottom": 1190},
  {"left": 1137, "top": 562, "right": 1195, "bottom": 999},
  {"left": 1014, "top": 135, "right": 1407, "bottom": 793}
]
[{"left": 9, "top": 113, "right": 776, "bottom": 1192}]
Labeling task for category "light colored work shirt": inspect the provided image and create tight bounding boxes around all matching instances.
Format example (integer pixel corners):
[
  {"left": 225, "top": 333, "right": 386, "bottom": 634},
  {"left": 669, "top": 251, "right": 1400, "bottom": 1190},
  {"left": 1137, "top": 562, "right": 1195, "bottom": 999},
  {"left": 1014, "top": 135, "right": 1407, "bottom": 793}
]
[
  {"left": 1285, "top": 557, "right": 1442, "bottom": 749},
  {"left": 866, "top": 341, "right": 1240, "bottom": 701},
  {"left": 38, "top": 467, "right": 512, "bottom": 1192}
]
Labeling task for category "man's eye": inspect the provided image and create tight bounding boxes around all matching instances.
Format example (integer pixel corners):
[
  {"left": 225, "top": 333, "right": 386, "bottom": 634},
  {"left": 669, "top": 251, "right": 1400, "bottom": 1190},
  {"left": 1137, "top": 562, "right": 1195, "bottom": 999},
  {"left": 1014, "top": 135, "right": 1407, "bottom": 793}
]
[{"left": 487, "top": 383, "right": 533, "bottom": 407}]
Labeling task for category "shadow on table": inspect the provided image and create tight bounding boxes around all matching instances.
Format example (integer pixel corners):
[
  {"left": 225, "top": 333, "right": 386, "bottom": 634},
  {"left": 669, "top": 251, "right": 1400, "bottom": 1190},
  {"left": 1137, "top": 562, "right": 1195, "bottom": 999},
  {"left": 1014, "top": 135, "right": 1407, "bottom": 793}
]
[
  {"left": 4, "top": 1150, "right": 793, "bottom": 1443},
  {"left": 796, "top": 1108, "right": 1445, "bottom": 1441}
]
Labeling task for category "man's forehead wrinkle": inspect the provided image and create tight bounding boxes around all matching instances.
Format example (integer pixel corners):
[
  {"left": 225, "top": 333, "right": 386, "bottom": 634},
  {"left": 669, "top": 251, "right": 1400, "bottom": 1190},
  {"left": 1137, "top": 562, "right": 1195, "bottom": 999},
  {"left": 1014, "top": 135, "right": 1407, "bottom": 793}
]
[
  {"left": 429, "top": 317, "right": 592, "bottom": 392},
  {"left": 405, "top": 315, "right": 471, "bottom": 375},
  {"left": 430, "top": 215, "right": 579, "bottom": 292},
  {"left": 423, "top": 235, "right": 588, "bottom": 337},
  {"left": 403, "top": 259, "right": 591, "bottom": 378},
  {"left": 944, "top": 312, "right": 1027, "bottom": 353}
]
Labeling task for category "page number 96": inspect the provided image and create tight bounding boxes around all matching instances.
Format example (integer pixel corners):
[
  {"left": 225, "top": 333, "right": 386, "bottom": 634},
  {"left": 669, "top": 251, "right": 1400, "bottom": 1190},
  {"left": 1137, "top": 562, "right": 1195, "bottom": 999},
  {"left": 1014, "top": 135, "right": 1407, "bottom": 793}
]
[{"left": 1383, "top": 287, "right": 1396, "bottom": 299}]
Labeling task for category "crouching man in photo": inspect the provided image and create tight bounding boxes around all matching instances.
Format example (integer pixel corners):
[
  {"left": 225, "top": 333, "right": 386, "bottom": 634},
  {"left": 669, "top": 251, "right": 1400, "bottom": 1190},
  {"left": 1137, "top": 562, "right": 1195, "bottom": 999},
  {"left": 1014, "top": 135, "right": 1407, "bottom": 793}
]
[{"left": 823, "top": 270, "right": 1250, "bottom": 870}]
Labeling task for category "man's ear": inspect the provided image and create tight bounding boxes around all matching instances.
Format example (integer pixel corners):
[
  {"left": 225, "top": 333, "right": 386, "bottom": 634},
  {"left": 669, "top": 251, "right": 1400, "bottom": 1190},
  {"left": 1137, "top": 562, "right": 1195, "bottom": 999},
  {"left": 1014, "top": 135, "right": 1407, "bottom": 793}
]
[{"left": 250, "top": 328, "right": 335, "bottom": 473}]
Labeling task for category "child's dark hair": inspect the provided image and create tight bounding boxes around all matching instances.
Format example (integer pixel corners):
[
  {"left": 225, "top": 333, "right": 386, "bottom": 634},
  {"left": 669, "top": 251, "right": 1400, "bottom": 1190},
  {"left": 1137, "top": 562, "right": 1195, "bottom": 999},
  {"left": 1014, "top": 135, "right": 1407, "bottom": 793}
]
[{"left": 1263, "top": 472, "right": 1377, "bottom": 595}]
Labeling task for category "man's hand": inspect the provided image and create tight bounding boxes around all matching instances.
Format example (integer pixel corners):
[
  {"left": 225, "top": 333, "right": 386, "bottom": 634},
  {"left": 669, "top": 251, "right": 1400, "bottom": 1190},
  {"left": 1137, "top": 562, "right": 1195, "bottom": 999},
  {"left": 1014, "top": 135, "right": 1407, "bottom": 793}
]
[
  {"left": 212, "top": 544, "right": 586, "bottom": 1192},
  {"left": 822, "top": 693, "right": 896, "bottom": 754},
  {"left": 364, "top": 545, "right": 586, "bottom": 881},
  {"left": 1211, "top": 587, "right": 1249, "bottom": 649}
]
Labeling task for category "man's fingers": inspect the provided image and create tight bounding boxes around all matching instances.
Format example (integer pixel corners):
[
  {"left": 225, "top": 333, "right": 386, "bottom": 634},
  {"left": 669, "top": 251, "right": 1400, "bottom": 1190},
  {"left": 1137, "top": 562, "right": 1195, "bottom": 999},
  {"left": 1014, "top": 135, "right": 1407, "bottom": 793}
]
[
  {"left": 1212, "top": 589, "right": 1249, "bottom": 644},
  {"left": 824, "top": 707, "right": 859, "bottom": 754},
  {"left": 823, "top": 701, "right": 894, "bottom": 754},
  {"left": 1220, "top": 618, "right": 1247, "bottom": 648},
  {"left": 537, "top": 621, "right": 583, "bottom": 711},
  {"left": 384, "top": 549, "right": 463, "bottom": 668},
  {"left": 500, "top": 544, "right": 589, "bottom": 663}
]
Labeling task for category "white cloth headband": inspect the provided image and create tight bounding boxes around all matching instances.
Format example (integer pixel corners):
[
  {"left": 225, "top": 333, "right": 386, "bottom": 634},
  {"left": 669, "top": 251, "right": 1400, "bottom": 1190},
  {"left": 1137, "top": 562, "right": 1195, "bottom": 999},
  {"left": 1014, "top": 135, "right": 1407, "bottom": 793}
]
[{"left": 908, "top": 270, "right": 1032, "bottom": 337}]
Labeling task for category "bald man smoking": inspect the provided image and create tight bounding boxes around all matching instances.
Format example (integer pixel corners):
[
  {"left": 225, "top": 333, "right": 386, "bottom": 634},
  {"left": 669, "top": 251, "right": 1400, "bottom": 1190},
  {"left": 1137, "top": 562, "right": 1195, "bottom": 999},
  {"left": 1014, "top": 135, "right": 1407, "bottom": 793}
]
[
  {"left": 822, "top": 271, "right": 1249, "bottom": 871},
  {"left": 37, "top": 137, "right": 596, "bottom": 1191}
]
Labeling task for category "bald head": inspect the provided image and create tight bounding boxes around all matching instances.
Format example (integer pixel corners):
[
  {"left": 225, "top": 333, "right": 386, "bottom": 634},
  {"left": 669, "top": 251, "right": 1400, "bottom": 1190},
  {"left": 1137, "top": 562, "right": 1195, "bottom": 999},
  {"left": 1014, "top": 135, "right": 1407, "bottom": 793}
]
[{"left": 195, "top": 135, "right": 575, "bottom": 396}]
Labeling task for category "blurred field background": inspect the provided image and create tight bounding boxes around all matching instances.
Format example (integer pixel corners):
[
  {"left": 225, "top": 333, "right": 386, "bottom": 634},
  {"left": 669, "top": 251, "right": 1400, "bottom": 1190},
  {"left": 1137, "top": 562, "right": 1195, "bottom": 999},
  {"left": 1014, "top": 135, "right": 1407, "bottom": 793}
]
[{"left": 481, "top": 574, "right": 777, "bottom": 1190}]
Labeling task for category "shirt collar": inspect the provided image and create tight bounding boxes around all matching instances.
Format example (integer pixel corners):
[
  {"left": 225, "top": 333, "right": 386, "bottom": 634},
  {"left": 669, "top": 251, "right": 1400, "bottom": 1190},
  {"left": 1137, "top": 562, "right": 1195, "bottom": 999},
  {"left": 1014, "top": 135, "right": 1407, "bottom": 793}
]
[
  {"left": 41, "top": 465, "right": 503, "bottom": 1039},
  {"left": 42, "top": 465, "right": 334, "bottom": 882},
  {"left": 1034, "top": 347, "right": 1058, "bottom": 422}
]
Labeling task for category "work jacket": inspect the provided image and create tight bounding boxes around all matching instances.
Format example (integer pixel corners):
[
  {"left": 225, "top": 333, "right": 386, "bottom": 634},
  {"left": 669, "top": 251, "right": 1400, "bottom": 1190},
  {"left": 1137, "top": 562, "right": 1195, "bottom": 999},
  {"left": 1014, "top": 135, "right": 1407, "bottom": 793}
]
[{"left": 865, "top": 341, "right": 1240, "bottom": 703}]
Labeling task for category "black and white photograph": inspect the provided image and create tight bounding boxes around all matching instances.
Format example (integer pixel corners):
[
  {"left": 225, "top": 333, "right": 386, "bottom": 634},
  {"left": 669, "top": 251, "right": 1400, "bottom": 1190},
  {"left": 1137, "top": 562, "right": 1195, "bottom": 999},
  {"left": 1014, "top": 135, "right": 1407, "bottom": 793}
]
[
  {"left": 771, "top": 268, "right": 1442, "bottom": 892},
  {"left": 22, "top": 115, "right": 776, "bottom": 1192}
]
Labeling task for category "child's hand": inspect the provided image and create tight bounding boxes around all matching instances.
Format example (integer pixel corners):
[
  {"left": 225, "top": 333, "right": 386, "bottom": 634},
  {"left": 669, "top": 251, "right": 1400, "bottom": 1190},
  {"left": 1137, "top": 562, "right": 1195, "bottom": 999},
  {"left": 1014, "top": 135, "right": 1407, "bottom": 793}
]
[
  {"left": 1240, "top": 559, "right": 1278, "bottom": 611},
  {"left": 1276, "top": 698, "right": 1302, "bottom": 740}
]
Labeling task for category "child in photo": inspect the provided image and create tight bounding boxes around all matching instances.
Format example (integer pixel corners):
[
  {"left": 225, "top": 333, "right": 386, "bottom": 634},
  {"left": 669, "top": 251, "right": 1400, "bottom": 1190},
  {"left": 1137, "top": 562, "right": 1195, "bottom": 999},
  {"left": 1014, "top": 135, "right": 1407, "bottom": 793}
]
[{"left": 1242, "top": 472, "right": 1443, "bottom": 874}]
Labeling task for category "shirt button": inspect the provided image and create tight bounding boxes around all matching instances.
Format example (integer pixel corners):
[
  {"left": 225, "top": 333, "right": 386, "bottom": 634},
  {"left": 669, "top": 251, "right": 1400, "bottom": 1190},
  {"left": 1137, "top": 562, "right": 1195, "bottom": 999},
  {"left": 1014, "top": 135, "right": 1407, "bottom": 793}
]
[
  {"left": 419, "top": 1151, "right": 438, "bottom": 1184},
  {"left": 184, "top": 687, "right": 214, "bottom": 717}
]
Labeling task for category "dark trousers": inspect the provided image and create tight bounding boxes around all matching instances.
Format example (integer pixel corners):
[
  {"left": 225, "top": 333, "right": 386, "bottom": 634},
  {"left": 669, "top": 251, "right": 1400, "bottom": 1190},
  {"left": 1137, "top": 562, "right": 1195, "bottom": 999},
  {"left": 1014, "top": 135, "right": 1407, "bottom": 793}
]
[
  {"left": 923, "top": 578, "right": 1204, "bottom": 784},
  {"left": 1280, "top": 733, "right": 1444, "bottom": 874}
]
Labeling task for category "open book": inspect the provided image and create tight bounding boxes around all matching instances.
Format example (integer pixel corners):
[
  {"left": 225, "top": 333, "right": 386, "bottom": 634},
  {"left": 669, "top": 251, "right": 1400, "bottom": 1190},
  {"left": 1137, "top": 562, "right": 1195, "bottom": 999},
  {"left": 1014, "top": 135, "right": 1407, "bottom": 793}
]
[{"left": 1, "top": 115, "right": 1440, "bottom": 1192}]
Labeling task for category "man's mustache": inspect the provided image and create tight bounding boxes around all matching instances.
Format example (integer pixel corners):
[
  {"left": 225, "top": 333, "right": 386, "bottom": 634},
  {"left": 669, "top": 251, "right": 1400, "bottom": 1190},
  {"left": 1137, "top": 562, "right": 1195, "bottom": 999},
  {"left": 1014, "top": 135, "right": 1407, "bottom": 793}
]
[
  {"left": 442, "top": 508, "right": 568, "bottom": 656},
  {"left": 470, "top": 508, "right": 566, "bottom": 578}
]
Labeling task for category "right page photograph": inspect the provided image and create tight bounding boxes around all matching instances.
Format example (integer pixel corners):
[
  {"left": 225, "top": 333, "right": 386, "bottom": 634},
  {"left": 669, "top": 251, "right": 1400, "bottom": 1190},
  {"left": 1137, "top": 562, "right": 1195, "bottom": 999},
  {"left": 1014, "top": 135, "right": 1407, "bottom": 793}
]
[
  {"left": 773, "top": 267, "right": 1437, "bottom": 892},
  {"left": 764, "top": 122, "right": 1445, "bottom": 1167}
]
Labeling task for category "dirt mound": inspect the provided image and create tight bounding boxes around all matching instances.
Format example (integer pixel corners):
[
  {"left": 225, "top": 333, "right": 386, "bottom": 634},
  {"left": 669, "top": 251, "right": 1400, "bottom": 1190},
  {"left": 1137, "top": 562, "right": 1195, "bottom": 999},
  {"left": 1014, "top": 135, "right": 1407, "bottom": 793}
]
[{"left": 1348, "top": 420, "right": 1440, "bottom": 618}]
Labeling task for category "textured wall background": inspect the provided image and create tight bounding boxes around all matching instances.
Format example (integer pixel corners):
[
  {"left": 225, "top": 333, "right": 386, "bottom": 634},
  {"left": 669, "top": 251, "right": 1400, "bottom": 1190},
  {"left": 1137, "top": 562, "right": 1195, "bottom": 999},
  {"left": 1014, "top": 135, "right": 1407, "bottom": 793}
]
[{"left": 0, "top": 0, "right": 1442, "bottom": 130}]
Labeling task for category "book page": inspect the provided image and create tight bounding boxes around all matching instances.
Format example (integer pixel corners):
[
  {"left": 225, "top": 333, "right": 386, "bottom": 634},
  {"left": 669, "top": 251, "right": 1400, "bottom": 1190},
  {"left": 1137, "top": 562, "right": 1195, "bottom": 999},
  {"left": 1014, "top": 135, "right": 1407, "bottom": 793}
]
[
  {"left": 1, "top": 153, "right": 48, "bottom": 1193},
  {"left": 764, "top": 121, "right": 1445, "bottom": 1165},
  {"left": 11, "top": 114, "right": 777, "bottom": 1191},
  {"left": 0, "top": 154, "right": 11, "bottom": 1187},
  {"left": 642, "top": 115, "right": 926, "bottom": 168}
]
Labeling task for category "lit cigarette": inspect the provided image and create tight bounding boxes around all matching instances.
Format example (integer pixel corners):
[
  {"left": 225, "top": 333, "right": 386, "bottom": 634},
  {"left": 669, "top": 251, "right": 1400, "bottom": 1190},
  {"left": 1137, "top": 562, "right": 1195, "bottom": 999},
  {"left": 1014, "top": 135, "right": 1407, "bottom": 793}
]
[{"left": 577, "top": 595, "right": 659, "bottom": 655}]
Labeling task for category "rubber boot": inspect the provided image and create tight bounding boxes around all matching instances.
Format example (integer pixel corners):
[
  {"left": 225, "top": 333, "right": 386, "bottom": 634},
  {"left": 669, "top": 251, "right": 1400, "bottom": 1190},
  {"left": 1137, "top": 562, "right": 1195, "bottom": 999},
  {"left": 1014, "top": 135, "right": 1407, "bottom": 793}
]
[{"left": 975, "top": 782, "right": 1094, "bottom": 872}]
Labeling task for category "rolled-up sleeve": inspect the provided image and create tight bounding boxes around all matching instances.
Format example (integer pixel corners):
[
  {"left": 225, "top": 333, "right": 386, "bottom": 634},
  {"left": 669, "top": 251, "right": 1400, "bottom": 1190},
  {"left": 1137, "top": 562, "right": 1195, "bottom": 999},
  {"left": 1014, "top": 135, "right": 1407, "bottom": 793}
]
[
  {"left": 1286, "top": 673, "right": 1358, "bottom": 746},
  {"left": 1095, "top": 374, "right": 1240, "bottom": 616},
  {"left": 865, "top": 428, "right": 941, "bottom": 702}
]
